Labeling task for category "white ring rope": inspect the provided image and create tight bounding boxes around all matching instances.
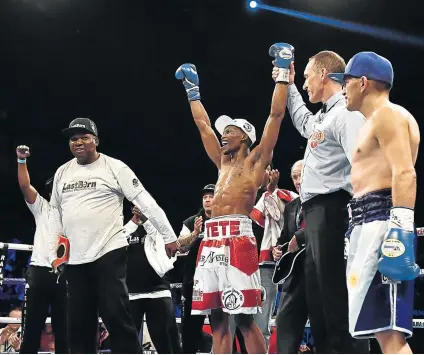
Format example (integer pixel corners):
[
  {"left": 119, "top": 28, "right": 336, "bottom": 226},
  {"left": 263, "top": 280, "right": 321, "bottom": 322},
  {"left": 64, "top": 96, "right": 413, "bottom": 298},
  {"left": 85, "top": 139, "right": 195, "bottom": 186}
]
[
  {"left": 0, "top": 228, "right": 422, "bottom": 253},
  {"left": 0, "top": 316, "right": 423, "bottom": 328},
  {"left": 1, "top": 278, "right": 186, "bottom": 288},
  {"left": 0, "top": 242, "right": 33, "bottom": 251}
]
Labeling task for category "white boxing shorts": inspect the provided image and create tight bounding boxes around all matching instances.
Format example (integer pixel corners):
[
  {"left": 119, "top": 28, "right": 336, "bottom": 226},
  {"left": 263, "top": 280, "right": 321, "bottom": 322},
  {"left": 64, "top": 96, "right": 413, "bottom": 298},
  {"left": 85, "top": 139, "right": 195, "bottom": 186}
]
[
  {"left": 191, "top": 215, "right": 262, "bottom": 315},
  {"left": 346, "top": 189, "right": 414, "bottom": 339}
]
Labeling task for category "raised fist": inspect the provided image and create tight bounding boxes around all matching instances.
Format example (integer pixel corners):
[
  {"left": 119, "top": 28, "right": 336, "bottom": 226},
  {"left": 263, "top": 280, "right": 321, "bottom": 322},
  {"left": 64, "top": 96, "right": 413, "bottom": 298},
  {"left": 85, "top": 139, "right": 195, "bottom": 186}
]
[
  {"left": 16, "top": 145, "right": 30, "bottom": 159},
  {"left": 175, "top": 63, "right": 201, "bottom": 101},
  {"left": 269, "top": 43, "right": 295, "bottom": 84},
  {"left": 267, "top": 169, "right": 280, "bottom": 194}
]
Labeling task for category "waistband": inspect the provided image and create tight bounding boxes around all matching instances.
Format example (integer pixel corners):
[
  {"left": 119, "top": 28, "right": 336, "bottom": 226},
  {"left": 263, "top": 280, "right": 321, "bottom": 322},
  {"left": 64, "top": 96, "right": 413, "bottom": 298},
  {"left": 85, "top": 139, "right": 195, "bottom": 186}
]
[
  {"left": 205, "top": 215, "right": 253, "bottom": 239},
  {"left": 346, "top": 189, "right": 392, "bottom": 236}
]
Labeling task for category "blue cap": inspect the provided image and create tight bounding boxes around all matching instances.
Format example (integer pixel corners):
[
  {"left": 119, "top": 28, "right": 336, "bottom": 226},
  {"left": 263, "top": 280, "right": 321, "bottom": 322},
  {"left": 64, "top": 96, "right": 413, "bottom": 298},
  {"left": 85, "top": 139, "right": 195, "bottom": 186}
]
[{"left": 328, "top": 52, "right": 393, "bottom": 87}]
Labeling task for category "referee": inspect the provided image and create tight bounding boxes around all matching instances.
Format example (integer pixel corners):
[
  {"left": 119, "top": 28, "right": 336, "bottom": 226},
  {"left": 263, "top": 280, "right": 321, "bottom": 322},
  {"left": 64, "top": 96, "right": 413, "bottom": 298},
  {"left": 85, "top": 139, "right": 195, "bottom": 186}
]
[
  {"left": 47, "top": 118, "right": 178, "bottom": 353},
  {"left": 283, "top": 51, "right": 368, "bottom": 353}
]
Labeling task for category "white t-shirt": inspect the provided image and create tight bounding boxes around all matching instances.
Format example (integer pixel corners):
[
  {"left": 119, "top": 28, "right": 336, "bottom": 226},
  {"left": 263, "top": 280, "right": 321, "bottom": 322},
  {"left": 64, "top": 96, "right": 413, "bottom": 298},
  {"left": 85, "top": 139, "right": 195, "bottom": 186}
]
[
  {"left": 49, "top": 154, "right": 145, "bottom": 264},
  {"left": 26, "top": 194, "right": 51, "bottom": 268}
]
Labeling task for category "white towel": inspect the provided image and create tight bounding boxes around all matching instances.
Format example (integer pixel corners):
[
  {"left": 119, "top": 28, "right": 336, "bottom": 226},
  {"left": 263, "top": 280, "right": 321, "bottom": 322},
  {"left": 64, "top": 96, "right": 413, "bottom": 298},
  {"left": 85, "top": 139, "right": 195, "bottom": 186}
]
[
  {"left": 143, "top": 221, "right": 177, "bottom": 277},
  {"left": 250, "top": 189, "right": 298, "bottom": 264}
]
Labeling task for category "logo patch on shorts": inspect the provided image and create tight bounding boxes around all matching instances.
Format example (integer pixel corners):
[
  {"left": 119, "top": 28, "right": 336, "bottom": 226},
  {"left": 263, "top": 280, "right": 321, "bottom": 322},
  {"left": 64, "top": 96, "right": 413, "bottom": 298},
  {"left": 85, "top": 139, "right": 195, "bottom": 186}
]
[
  {"left": 348, "top": 272, "right": 359, "bottom": 288},
  {"left": 344, "top": 237, "right": 350, "bottom": 260},
  {"left": 381, "top": 239, "right": 405, "bottom": 258},
  {"left": 199, "top": 251, "right": 228, "bottom": 267},
  {"left": 193, "top": 280, "right": 204, "bottom": 302},
  {"left": 222, "top": 288, "right": 244, "bottom": 311},
  {"left": 309, "top": 130, "right": 324, "bottom": 149}
]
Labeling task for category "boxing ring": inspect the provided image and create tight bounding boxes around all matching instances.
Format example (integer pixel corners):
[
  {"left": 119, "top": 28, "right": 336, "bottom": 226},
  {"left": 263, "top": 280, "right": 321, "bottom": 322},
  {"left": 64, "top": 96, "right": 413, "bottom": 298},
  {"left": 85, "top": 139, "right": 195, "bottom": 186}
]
[{"left": 1, "top": 229, "right": 424, "bottom": 354}]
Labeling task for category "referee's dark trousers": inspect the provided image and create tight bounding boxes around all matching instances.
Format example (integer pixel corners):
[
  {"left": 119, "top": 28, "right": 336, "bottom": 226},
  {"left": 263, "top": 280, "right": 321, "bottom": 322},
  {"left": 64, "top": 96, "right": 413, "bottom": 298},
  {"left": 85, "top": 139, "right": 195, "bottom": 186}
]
[{"left": 303, "top": 190, "right": 369, "bottom": 353}]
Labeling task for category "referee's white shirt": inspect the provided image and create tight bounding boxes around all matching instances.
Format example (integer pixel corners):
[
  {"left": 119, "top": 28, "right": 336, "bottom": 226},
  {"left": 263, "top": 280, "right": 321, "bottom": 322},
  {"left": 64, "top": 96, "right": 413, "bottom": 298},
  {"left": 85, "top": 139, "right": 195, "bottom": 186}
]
[{"left": 287, "top": 84, "right": 365, "bottom": 203}]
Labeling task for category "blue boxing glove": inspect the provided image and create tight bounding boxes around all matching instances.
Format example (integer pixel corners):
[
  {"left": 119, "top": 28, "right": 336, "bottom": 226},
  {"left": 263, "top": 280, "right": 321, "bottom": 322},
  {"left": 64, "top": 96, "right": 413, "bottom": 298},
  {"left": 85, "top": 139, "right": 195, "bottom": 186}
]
[
  {"left": 269, "top": 43, "right": 294, "bottom": 84},
  {"left": 378, "top": 207, "right": 420, "bottom": 281},
  {"left": 175, "top": 63, "right": 201, "bottom": 101}
]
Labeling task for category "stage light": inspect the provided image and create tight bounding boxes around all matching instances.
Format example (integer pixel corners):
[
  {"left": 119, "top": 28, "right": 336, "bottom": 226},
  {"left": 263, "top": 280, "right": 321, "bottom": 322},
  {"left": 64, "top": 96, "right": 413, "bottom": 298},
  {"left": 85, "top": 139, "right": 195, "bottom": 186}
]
[
  {"left": 254, "top": 3, "right": 424, "bottom": 47},
  {"left": 249, "top": 1, "right": 257, "bottom": 9}
]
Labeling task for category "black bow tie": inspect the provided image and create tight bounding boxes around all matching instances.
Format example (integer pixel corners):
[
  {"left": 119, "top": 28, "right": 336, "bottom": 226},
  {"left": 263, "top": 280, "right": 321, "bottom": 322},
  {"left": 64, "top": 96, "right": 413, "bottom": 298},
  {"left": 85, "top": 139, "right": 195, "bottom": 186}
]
[{"left": 321, "top": 104, "right": 327, "bottom": 113}]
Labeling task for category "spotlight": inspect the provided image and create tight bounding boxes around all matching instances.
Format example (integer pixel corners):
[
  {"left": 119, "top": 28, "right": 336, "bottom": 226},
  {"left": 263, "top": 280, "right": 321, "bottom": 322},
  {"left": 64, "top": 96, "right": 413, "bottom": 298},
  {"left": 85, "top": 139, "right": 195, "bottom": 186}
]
[{"left": 249, "top": 1, "right": 257, "bottom": 9}]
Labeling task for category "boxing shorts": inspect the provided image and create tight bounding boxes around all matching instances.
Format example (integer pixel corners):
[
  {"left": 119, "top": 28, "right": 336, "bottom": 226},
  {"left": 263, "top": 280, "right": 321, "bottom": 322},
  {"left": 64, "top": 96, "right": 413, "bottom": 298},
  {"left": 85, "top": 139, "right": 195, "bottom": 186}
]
[
  {"left": 191, "top": 215, "right": 262, "bottom": 315},
  {"left": 346, "top": 189, "right": 414, "bottom": 339}
]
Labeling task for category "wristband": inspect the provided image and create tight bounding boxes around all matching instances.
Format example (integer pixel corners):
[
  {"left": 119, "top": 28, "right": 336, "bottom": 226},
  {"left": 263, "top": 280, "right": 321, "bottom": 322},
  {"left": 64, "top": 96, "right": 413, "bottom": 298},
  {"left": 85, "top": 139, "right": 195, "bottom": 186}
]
[
  {"left": 276, "top": 68, "right": 289, "bottom": 84},
  {"left": 17, "top": 158, "right": 26, "bottom": 164},
  {"left": 389, "top": 207, "right": 415, "bottom": 232}
]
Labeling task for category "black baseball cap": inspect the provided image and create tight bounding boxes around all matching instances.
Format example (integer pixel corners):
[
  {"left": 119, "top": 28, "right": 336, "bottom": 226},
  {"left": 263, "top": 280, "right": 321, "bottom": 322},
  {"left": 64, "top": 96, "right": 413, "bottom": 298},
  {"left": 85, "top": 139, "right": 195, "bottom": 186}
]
[
  {"left": 200, "top": 184, "right": 215, "bottom": 195},
  {"left": 62, "top": 118, "right": 98, "bottom": 138}
]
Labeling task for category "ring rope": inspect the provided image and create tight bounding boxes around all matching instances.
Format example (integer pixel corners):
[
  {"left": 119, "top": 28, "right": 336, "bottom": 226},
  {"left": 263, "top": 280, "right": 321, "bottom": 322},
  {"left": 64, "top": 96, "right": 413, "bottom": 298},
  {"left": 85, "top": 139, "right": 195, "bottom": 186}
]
[
  {"left": 0, "top": 227, "right": 422, "bottom": 252},
  {"left": 2, "top": 272, "right": 424, "bottom": 286},
  {"left": 0, "top": 316, "right": 423, "bottom": 328},
  {"left": 0, "top": 242, "right": 33, "bottom": 251}
]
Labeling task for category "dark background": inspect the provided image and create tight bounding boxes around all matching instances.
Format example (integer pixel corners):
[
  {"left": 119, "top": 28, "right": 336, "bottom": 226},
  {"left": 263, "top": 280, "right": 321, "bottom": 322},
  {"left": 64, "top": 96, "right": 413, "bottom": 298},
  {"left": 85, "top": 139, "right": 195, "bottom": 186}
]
[{"left": 0, "top": 0, "right": 423, "bottom": 244}]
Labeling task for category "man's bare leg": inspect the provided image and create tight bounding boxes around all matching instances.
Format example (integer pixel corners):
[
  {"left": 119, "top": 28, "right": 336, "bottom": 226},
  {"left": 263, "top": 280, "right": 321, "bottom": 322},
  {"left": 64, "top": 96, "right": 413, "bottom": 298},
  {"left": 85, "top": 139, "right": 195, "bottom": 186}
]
[
  {"left": 210, "top": 309, "right": 233, "bottom": 354},
  {"left": 375, "top": 330, "right": 412, "bottom": 354},
  {"left": 235, "top": 314, "right": 266, "bottom": 354}
]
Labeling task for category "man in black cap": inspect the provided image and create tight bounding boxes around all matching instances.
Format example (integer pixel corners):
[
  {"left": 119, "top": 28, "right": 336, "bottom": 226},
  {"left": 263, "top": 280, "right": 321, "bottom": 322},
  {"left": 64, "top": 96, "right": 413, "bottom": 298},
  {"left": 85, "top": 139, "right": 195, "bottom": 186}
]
[
  {"left": 47, "top": 118, "right": 178, "bottom": 353},
  {"left": 177, "top": 184, "right": 215, "bottom": 354}
]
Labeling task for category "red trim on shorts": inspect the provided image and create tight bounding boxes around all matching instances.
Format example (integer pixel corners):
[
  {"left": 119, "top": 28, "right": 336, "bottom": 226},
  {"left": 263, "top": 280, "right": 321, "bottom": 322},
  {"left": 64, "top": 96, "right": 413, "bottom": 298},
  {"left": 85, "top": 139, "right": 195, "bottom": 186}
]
[
  {"left": 200, "top": 236, "right": 254, "bottom": 248},
  {"left": 250, "top": 208, "right": 265, "bottom": 227},
  {"left": 192, "top": 289, "right": 262, "bottom": 312}
]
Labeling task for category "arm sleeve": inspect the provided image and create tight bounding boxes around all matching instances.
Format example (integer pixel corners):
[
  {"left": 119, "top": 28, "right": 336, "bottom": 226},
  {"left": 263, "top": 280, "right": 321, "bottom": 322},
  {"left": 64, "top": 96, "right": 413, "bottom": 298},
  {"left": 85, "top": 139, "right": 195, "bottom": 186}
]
[
  {"left": 287, "top": 84, "right": 316, "bottom": 138},
  {"left": 294, "top": 229, "right": 306, "bottom": 245},
  {"left": 116, "top": 165, "right": 145, "bottom": 201},
  {"left": 122, "top": 220, "right": 139, "bottom": 239},
  {"left": 142, "top": 220, "right": 161, "bottom": 237},
  {"left": 131, "top": 189, "right": 177, "bottom": 244},
  {"left": 115, "top": 164, "right": 177, "bottom": 244},
  {"left": 48, "top": 174, "right": 63, "bottom": 265},
  {"left": 333, "top": 111, "right": 365, "bottom": 164}
]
